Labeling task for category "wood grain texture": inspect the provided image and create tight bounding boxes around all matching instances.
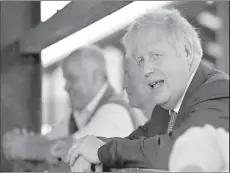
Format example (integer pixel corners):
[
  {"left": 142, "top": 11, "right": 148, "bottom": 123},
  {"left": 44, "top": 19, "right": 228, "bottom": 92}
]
[{"left": 20, "top": 1, "right": 132, "bottom": 53}]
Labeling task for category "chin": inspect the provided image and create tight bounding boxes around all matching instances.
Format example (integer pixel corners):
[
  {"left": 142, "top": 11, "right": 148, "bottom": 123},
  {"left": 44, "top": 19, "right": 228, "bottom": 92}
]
[{"left": 154, "top": 97, "right": 170, "bottom": 109}]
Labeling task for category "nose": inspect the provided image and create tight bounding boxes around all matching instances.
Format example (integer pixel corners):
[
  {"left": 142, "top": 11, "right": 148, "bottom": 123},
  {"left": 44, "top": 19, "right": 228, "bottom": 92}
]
[{"left": 143, "top": 60, "right": 155, "bottom": 78}]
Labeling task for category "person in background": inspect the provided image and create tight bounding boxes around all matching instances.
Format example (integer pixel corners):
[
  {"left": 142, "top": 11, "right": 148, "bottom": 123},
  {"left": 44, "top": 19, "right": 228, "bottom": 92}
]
[
  {"left": 2, "top": 44, "right": 153, "bottom": 171},
  {"left": 2, "top": 46, "right": 133, "bottom": 166},
  {"left": 123, "top": 57, "right": 155, "bottom": 124},
  {"left": 61, "top": 8, "right": 229, "bottom": 171},
  {"left": 169, "top": 124, "right": 229, "bottom": 172}
]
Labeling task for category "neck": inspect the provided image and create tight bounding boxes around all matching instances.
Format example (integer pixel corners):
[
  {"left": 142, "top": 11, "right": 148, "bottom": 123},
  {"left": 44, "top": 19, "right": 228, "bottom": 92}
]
[{"left": 160, "top": 94, "right": 182, "bottom": 111}]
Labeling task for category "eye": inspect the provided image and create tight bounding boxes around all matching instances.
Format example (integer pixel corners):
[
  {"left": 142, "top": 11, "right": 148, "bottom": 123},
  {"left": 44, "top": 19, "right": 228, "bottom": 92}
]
[
  {"left": 150, "top": 53, "right": 162, "bottom": 59},
  {"left": 138, "top": 57, "right": 144, "bottom": 65}
]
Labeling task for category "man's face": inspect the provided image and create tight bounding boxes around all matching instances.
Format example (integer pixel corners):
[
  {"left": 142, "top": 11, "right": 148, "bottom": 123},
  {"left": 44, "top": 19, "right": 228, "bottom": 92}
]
[
  {"left": 63, "top": 62, "right": 94, "bottom": 111},
  {"left": 126, "top": 28, "right": 191, "bottom": 110},
  {"left": 124, "top": 58, "right": 152, "bottom": 109}
]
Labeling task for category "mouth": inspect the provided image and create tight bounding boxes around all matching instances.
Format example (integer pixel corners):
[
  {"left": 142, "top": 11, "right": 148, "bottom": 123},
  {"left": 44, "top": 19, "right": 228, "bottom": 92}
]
[{"left": 149, "top": 80, "right": 164, "bottom": 89}]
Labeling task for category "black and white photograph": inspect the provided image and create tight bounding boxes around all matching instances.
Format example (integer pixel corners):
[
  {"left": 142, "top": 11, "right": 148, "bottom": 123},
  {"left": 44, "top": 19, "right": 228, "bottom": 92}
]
[{"left": 1, "top": 1, "right": 229, "bottom": 172}]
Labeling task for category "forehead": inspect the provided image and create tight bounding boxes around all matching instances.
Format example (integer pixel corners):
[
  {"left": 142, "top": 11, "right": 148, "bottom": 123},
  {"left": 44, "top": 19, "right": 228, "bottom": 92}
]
[{"left": 125, "top": 27, "right": 171, "bottom": 57}]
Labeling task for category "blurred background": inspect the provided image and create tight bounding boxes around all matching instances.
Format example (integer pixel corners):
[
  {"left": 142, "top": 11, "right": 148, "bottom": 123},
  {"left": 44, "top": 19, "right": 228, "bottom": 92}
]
[
  {"left": 1, "top": 1, "right": 229, "bottom": 171},
  {"left": 40, "top": 1, "right": 229, "bottom": 134}
]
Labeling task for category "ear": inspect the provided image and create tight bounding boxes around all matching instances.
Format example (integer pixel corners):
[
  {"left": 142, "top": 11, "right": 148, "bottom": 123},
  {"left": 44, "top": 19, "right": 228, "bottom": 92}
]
[{"left": 184, "top": 40, "right": 193, "bottom": 66}]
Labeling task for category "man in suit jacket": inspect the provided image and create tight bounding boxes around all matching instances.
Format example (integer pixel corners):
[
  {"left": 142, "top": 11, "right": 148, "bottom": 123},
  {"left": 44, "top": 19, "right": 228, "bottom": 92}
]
[{"left": 64, "top": 8, "right": 229, "bottom": 170}]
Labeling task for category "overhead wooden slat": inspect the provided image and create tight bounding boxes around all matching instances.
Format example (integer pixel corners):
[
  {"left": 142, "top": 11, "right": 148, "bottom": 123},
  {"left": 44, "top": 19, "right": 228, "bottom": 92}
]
[{"left": 19, "top": 1, "right": 132, "bottom": 53}]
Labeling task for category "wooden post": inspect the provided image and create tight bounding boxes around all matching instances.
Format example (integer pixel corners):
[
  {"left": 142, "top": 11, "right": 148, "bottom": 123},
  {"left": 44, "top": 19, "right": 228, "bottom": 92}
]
[
  {"left": 216, "top": 2, "right": 229, "bottom": 74},
  {"left": 0, "top": 2, "right": 41, "bottom": 171}
]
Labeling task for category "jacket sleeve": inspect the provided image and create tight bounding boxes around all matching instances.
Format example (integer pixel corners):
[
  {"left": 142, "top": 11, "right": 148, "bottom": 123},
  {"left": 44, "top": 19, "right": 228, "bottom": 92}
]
[
  {"left": 97, "top": 117, "right": 150, "bottom": 143},
  {"left": 126, "top": 105, "right": 168, "bottom": 140},
  {"left": 97, "top": 98, "right": 229, "bottom": 169},
  {"left": 126, "top": 121, "right": 150, "bottom": 139}
]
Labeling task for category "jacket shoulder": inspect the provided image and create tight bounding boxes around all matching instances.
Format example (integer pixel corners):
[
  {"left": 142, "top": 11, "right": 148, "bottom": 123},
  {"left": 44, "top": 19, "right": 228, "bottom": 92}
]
[{"left": 190, "top": 70, "right": 229, "bottom": 106}]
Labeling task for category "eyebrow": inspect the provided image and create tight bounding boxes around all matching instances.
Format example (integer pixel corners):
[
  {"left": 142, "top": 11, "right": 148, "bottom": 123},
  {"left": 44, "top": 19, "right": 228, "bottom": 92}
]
[{"left": 136, "top": 56, "right": 144, "bottom": 62}]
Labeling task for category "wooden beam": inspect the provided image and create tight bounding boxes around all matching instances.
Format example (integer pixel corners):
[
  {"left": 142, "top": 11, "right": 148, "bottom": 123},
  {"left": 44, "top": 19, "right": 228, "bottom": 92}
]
[{"left": 20, "top": 1, "right": 132, "bottom": 53}]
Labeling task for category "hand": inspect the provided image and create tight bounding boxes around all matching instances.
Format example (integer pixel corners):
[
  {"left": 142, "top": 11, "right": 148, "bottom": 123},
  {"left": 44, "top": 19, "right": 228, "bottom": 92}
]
[
  {"left": 50, "top": 137, "right": 79, "bottom": 164},
  {"left": 44, "top": 141, "right": 63, "bottom": 165},
  {"left": 70, "top": 156, "right": 92, "bottom": 172},
  {"left": 66, "top": 135, "right": 105, "bottom": 166},
  {"left": 78, "top": 135, "right": 105, "bottom": 164},
  {"left": 65, "top": 138, "right": 85, "bottom": 166},
  {"left": 2, "top": 128, "right": 35, "bottom": 160},
  {"left": 50, "top": 140, "right": 70, "bottom": 163}
]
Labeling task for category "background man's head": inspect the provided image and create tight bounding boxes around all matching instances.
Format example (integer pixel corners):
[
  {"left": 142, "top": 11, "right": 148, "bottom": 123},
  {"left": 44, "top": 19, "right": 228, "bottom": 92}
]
[
  {"left": 62, "top": 45, "right": 107, "bottom": 111},
  {"left": 122, "top": 8, "right": 203, "bottom": 110},
  {"left": 124, "top": 57, "right": 153, "bottom": 109}
]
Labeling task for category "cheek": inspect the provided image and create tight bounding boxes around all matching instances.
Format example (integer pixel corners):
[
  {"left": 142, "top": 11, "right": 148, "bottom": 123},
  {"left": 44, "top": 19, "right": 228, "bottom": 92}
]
[
  {"left": 161, "top": 60, "right": 189, "bottom": 89},
  {"left": 126, "top": 84, "right": 135, "bottom": 97},
  {"left": 72, "top": 83, "right": 84, "bottom": 96},
  {"left": 81, "top": 79, "right": 90, "bottom": 92},
  {"left": 127, "top": 77, "right": 136, "bottom": 91},
  {"left": 135, "top": 80, "right": 147, "bottom": 97},
  {"left": 80, "top": 85, "right": 88, "bottom": 94},
  {"left": 167, "top": 65, "right": 190, "bottom": 92},
  {"left": 138, "top": 84, "right": 147, "bottom": 95}
]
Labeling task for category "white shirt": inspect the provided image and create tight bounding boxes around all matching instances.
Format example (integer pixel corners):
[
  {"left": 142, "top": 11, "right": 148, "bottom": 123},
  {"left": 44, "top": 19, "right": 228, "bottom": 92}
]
[
  {"left": 45, "top": 82, "right": 134, "bottom": 140},
  {"left": 73, "top": 82, "right": 109, "bottom": 129},
  {"left": 169, "top": 65, "right": 199, "bottom": 115}
]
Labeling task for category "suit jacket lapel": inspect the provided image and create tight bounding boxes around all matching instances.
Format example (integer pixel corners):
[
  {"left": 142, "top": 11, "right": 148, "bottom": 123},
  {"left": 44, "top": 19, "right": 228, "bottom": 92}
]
[
  {"left": 149, "top": 105, "right": 170, "bottom": 136},
  {"left": 174, "top": 62, "right": 211, "bottom": 128}
]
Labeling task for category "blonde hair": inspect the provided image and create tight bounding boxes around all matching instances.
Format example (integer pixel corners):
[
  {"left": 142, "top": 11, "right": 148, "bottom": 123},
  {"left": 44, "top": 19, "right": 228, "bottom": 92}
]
[{"left": 122, "top": 8, "right": 203, "bottom": 61}]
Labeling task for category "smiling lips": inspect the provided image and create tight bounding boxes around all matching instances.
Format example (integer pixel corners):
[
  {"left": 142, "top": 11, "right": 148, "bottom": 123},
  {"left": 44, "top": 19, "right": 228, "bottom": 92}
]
[{"left": 149, "top": 80, "right": 164, "bottom": 89}]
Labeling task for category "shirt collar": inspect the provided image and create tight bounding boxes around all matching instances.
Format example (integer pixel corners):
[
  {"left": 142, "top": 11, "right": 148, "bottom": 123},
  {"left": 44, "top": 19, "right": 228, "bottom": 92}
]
[
  {"left": 82, "top": 82, "right": 108, "bottom": 114},
  {"left": 170, "top": 65, "right": 199, "bottom": 115}
]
